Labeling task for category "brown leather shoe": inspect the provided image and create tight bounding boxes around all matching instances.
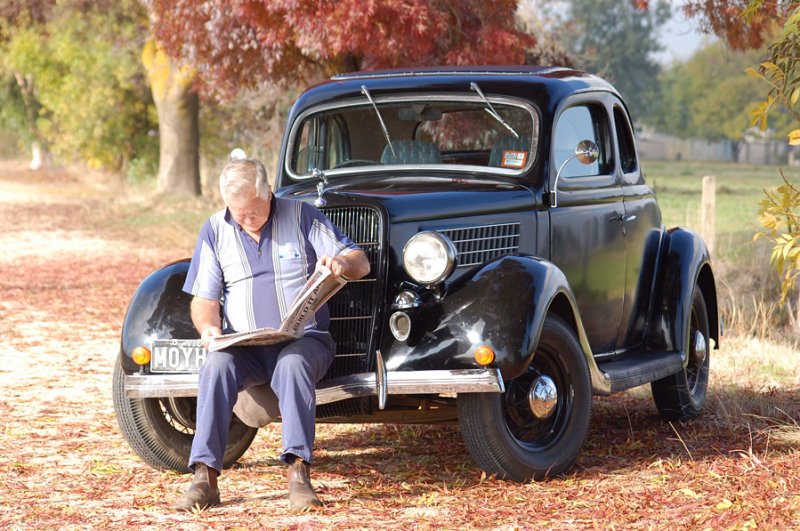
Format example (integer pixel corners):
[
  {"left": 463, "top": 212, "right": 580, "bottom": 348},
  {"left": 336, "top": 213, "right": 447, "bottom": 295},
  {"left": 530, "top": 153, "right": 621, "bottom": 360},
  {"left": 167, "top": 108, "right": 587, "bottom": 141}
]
[
  {"left": 174, "top": 463, "right": 220, "bottom": 511},
  {"left": 288, "top": 459, "right": 323, "bottom": 510}
]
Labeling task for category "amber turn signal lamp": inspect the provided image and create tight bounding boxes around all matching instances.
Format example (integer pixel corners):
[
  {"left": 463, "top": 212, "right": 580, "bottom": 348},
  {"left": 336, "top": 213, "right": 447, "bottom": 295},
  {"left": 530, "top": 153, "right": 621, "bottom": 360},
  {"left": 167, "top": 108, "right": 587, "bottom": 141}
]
[
  {"left": 132, "top": 346, "right": 151, "bottom": 365},
  {"left": 474, "top": 345, "right": 495, "bottom": 366}
]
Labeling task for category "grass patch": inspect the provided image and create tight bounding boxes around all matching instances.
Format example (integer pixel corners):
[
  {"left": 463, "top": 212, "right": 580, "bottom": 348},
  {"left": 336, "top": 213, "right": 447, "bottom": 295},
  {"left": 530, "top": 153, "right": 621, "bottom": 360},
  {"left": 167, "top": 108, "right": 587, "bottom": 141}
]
[
  {"left": 644, "top": 159, "right": 800, "bottom": 339},
  {"left": 108, "top": 183, "right": 218, "bottom": 251}
]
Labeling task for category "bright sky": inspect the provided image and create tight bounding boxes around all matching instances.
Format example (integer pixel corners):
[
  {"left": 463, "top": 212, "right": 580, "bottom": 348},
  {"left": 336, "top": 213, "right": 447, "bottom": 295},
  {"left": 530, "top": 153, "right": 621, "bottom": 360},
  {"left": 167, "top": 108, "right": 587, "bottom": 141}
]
[
  {"left": 654, "top": 5, "right": 712, "bottom": 65},
  {"left": 526, "top": 0, "right": 712, "bottom": 66}
]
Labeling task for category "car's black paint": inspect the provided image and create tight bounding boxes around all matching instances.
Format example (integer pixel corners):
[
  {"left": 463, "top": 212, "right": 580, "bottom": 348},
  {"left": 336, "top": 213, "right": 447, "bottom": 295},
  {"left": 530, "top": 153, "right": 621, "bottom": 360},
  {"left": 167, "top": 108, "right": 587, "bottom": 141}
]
[
  {"left": 647, "top": 227, "right": 718, "bottom": 354},
  {"left": 380, "top": 255, "right": 581, "bottom": 379},
  {"left": 119, "top": 260, "right": 195, "bottom": 374}
]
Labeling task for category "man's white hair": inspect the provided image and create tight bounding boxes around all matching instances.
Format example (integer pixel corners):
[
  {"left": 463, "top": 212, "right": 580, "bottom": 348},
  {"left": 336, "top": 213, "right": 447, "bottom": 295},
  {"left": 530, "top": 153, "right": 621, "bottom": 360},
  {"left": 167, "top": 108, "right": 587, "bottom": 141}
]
[{"left": 219, "top": 155, "right": 270, "bottom": 202}]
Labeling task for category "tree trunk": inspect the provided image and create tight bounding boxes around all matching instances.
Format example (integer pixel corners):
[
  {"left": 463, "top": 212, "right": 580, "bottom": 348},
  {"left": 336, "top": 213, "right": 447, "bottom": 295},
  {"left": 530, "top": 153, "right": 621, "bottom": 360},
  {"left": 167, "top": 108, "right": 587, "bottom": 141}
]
[
  {"left": 29, "top": 141, "right": 49, "bottom": 170},
  {"left": 142, "top": 39, "right": 200, "bottom": 196}
]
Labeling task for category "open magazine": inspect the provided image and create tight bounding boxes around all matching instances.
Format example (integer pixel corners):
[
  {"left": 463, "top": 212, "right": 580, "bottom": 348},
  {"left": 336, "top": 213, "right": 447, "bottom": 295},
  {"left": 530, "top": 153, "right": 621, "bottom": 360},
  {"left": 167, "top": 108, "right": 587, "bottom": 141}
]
[{"left": 206, "top": 265, "right": 346, "bottom": 352}]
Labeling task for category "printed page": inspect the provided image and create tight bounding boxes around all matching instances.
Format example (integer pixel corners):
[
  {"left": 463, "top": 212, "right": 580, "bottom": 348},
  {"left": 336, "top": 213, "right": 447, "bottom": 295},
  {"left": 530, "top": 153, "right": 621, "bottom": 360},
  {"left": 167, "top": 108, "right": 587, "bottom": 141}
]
[
  {"left": 206, "top": 265, "right": 346, "bottom": 352},
  {"left": 279, "top": 265, "right": 347, "bottom": 336}
]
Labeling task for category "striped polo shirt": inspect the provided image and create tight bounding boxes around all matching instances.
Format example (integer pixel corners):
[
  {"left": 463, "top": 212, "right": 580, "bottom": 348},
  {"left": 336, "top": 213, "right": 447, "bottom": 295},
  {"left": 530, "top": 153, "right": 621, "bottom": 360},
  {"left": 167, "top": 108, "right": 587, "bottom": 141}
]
[{"left": 183, "top": 196, "right": 359, "bottom": 333}]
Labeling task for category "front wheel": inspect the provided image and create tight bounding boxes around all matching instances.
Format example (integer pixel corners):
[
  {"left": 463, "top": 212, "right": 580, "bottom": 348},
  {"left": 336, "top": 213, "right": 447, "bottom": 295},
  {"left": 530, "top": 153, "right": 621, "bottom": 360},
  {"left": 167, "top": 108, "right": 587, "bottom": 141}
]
[
  {"left": 112, "top": 356, "right": 257, "bottom": 474},
  {"left": 651, "top": 285, "right": 710, "bottom": 421},
  {"left": 458, "top": 315, "right": 592, "bottom": 481}
]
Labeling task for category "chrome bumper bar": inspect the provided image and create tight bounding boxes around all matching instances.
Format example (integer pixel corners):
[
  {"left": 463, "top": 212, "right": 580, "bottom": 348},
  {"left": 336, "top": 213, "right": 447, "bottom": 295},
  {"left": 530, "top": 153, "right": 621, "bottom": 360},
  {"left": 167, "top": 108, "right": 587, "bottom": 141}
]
[{"left": 124, "top": 367, "right": 505, "bottom": 404}]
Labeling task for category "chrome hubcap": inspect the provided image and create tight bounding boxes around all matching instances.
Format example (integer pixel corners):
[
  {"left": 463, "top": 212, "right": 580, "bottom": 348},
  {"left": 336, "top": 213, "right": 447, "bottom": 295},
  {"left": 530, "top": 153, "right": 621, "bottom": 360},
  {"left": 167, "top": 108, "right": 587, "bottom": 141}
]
[
  {"left": 528, "top": 375, "right": 558, "bottom": 420},
  {"left": 693, "top": 330, "right": 707, "bottom": 366}
]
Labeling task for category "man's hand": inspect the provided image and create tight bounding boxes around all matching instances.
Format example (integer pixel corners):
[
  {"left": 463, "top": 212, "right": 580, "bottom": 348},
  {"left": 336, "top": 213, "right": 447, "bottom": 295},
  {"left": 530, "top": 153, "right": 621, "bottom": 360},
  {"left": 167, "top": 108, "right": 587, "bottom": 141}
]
[
  {"left": 200, "top": 326, "right": 222, "bottom": 350},
  {"left": 317, "top": 250, "right": 370, "bottom": 280}
]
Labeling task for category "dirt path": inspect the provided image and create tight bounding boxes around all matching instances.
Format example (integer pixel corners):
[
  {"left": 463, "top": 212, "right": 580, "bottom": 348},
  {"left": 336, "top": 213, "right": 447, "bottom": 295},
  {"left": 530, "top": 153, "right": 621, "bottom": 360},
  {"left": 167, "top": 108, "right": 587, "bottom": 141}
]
[{"left": 0, "top": 161, "right": 798, "bottom": 529}]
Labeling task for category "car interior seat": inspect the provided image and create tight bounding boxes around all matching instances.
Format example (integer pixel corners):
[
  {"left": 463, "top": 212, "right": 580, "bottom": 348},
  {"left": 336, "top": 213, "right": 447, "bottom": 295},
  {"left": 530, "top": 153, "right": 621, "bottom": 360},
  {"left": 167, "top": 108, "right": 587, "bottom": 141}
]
[{"left": 380, "top": 140, "right": 442, "bottom": 164}]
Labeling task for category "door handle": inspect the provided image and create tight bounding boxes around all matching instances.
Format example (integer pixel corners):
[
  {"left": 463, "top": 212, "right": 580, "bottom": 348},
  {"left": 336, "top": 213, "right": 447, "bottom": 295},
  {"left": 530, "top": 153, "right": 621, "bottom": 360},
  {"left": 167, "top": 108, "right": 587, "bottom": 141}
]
[{"left": 611, "top": 213, "right": 636, "bottom": 222}]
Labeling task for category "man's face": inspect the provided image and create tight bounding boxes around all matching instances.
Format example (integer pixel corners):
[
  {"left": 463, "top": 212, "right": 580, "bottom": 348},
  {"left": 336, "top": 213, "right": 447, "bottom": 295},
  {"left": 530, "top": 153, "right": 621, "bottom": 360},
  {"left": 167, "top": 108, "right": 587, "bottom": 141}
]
[{"left": 227, "top": 191, "right": 271, "bottom": 234}]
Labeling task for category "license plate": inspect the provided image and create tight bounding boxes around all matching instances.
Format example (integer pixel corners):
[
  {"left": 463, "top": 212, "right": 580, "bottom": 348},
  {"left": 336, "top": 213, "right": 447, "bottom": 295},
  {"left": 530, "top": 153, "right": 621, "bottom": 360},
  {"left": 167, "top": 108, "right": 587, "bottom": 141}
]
[{"left": 150, "top": 339, "right": 207, "bottom": 373}]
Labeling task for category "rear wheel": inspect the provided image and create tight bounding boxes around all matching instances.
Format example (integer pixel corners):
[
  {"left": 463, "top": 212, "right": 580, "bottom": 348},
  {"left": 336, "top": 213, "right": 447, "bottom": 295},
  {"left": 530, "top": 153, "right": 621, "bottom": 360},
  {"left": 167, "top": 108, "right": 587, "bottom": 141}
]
[
  {"left": 651, "top": 285, "right": 710, "bottom": 421},
  {"left": 458, "top": 315, "right": 592, "bottom": 481},
  {"left": 112, "top": 356, "right": 257, "bottom": 474}
]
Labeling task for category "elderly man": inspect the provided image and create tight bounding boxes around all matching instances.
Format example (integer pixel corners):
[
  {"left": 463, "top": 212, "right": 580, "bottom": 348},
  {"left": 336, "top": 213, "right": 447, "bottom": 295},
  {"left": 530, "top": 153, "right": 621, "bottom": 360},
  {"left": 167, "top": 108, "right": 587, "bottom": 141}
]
[{"left": 174, "top": 155, "right": 370, "bottom": 511}]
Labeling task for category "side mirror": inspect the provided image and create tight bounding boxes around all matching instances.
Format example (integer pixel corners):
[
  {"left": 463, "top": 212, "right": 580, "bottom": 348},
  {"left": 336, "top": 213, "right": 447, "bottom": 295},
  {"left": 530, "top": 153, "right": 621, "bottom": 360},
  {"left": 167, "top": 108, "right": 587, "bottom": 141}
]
[{"left": 551, "top": 140, "right": 600, "bottom": 208}]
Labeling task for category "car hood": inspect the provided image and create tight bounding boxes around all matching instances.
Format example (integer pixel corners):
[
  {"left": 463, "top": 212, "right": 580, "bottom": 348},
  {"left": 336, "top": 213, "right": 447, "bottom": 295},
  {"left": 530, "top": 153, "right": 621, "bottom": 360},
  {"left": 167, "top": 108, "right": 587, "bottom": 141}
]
[{"left": 279, "top": 175, "right": 539, "bottom": 223}]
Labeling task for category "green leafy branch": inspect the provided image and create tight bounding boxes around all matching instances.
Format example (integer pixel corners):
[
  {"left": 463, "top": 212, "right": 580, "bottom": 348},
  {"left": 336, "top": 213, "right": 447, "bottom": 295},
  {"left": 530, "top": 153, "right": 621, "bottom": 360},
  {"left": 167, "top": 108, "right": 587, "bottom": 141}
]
[
  {"left": 745, "top": 1, "right": 800, "bottom": 309},
  {"left": 744, "top": 7, "right": 800, "bottom": 143},
  {"left": 754, "top": 171, "right": 800, "bottom": 305}
]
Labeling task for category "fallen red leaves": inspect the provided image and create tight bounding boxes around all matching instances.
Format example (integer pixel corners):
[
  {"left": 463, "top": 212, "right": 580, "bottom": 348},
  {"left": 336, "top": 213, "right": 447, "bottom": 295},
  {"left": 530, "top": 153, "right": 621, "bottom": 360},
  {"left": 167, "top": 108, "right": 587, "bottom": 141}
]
[{"left": 0, "top": 162, "right": 798, "bottom": 529}]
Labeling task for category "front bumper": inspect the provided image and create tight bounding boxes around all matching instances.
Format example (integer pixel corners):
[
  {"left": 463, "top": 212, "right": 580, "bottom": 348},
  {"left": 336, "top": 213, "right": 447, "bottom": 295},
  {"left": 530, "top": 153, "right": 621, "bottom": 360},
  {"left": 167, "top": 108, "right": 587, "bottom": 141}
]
[{"left": 124, "top": 366, "right": 505, "bottom": 406}]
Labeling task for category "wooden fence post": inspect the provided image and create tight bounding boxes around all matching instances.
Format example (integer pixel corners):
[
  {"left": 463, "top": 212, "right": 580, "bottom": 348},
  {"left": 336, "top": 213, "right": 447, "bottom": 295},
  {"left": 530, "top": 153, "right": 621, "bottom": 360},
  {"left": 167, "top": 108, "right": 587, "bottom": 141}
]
[{"left": 700, "top": 175, "right": 716, "bottom": 255}]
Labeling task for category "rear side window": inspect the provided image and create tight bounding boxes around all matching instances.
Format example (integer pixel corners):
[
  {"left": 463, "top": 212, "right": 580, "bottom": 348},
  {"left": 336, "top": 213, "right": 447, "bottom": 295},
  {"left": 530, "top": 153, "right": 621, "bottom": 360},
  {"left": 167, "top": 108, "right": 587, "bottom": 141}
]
[
  {"left": 553, "top": 104, "right": 612, "bottom": 179},
  {"left": 614, "top": 105, "right": 637, "bottom": 174}
]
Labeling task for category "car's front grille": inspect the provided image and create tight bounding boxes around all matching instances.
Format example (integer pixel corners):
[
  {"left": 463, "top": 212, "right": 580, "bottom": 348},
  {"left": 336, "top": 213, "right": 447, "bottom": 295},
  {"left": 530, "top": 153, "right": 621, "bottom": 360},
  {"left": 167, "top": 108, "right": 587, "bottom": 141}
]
[
  {"left": 320, "top": 206, "right": 383, "bottom": 380},
  {"left": 440, "top": 222, "right": 521, "bottom": 267}
]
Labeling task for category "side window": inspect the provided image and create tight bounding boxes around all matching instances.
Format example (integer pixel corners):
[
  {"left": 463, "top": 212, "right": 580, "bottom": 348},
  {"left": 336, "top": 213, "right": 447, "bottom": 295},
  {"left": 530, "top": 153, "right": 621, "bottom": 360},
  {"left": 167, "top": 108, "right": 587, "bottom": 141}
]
[
  {"left": 614, "top": 106, "right": 637, "bottom": 174},
  {"left": 553, "top": 104, "right": 612, "bottom": 179}
]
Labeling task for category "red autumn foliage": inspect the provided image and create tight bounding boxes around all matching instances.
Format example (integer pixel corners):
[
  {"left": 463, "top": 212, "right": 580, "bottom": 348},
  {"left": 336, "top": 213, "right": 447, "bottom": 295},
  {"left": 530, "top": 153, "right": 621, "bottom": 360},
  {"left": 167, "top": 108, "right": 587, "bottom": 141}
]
[
  {"left": 683, "top": 0, "right": 791, "bottom": 50},
  {"left": 147, "top": 0, "right": 536, "bottom": 100}
]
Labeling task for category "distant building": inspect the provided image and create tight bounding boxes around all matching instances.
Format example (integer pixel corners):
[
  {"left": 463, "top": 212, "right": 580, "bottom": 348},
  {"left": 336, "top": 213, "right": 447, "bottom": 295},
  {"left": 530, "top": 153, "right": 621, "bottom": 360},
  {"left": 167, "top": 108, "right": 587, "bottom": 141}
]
[{"left": 637, "top": 132, "right": 799, "bottom": 165}]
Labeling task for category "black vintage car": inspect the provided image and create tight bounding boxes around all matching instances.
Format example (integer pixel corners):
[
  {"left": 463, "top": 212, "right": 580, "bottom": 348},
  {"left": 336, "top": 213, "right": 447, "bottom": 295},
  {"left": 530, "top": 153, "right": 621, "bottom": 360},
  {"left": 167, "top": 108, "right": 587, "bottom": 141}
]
[{"left": 113, "top": 66, "right": 719, "bottom": 482}]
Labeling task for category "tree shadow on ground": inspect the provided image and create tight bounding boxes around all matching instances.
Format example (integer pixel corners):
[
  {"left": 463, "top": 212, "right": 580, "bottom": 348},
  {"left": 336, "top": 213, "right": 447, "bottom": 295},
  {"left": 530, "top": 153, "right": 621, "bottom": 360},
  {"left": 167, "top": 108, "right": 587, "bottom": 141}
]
[{"left": 300, "top": 383, "right": 799, "bottom": 487}]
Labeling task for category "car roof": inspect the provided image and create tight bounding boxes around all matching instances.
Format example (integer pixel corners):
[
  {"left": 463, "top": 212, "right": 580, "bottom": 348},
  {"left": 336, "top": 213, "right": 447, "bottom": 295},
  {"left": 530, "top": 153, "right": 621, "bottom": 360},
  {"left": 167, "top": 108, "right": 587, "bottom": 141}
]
[{"left": 289, "top": 65, "right": 619, "bottom": 119}]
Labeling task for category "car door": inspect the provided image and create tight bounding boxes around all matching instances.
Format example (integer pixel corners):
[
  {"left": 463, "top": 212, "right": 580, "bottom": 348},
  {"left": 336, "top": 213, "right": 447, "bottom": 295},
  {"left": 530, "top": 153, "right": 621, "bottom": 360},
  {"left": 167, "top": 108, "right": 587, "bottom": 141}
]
[
  {"left": 613, "top": 103, "right": 664, "bottom": 349},
  {"left": 548, "top": 100, "right": 627, "bottom": 355}
]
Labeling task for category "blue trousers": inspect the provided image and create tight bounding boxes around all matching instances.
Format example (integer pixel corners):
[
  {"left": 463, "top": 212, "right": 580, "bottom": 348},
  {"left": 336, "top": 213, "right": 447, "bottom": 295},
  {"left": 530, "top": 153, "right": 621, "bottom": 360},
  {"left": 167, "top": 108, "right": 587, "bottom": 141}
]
[{"left": 189, "top": 331, "right": 334, "bottom": 473}]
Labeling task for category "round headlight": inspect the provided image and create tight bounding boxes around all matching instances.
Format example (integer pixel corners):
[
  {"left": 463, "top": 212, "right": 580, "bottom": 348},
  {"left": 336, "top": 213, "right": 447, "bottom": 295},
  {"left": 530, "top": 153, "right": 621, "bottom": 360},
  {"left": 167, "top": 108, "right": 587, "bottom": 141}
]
[{"left": 402, "top": 231, "right": 456, "bottom": 285}]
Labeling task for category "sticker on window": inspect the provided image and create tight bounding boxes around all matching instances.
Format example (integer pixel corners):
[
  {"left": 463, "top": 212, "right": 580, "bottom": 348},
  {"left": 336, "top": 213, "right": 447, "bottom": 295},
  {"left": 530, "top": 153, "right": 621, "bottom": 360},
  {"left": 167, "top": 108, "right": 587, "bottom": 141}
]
[{"left": 501, "top": 150, "right": 527, "bottom": 168}]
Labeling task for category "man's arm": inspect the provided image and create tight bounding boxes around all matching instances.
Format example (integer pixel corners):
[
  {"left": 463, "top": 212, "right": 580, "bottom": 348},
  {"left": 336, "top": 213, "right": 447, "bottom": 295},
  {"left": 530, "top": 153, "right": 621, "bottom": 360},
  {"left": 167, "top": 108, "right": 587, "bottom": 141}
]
[
  {"left": 317, "top": 249, "right": 370, "bottom": 281},
  {"left": 191, "top": 296, "right": 222, "bottom": 349}
]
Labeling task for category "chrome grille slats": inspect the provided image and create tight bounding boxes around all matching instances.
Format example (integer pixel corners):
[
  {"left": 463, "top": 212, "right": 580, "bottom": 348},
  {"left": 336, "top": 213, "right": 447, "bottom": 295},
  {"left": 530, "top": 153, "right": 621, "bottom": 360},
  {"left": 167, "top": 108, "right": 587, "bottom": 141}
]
[
  {"left": 440, "top": 222, "right": 521, "bottom": 267},
  {"left": 320, "top": 205, "right": 383, "bottom": 380}
]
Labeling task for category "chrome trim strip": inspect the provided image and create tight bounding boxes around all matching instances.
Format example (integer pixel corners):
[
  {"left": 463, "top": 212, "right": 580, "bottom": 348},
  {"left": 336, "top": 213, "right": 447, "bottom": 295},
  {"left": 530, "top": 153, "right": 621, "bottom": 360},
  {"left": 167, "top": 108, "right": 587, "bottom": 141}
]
[
  {"left": 124, "top": 368, "right": 505, "bottom": 402},
  {"left": 375, "top": 350, "right": 387, "bottom": 410}
]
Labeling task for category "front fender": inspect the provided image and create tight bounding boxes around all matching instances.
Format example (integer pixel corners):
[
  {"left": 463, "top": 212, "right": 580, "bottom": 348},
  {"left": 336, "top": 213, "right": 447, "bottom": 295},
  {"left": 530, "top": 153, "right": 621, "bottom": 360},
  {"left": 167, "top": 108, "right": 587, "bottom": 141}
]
[
  {"left": 647, "top": 227, "right": 720, "bottom": 355},
  {"left": 119, "top": 259, "right": 196, "bottom": 374},
  {"left": 382, "top": 255, "right": 596, "bottom": 382}
]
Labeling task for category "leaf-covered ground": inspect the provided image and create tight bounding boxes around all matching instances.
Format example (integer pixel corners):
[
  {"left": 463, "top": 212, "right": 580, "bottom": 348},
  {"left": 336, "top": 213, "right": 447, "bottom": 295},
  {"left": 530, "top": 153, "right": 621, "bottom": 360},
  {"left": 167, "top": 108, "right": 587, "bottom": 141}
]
[{"left": 0, "top": 162, "right": 798, "bottom": 530}]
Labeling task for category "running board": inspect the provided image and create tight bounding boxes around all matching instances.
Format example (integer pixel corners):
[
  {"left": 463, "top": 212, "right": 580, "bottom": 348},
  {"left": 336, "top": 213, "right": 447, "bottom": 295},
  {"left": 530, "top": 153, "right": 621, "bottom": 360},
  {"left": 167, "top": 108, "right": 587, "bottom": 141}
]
[{"left": 596, "top": 351, "right": 684, "bottom": 394}]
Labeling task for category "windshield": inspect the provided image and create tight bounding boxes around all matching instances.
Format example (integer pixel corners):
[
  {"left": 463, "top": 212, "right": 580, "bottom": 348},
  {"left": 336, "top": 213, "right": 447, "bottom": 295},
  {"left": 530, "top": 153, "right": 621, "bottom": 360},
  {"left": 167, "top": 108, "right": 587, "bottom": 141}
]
[{"left": 287, "top": 95, "right": 538, "bottom": 179}]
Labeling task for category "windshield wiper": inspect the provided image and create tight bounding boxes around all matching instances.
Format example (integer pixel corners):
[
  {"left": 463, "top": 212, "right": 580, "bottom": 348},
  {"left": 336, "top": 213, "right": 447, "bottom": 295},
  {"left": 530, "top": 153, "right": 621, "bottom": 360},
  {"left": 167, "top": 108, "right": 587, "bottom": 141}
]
[
  {"left": 361, "top": 85, "right": 396, "bottom": 159},
  {"left": 470, "top": 82, "right": 519, "bottom": 139}
]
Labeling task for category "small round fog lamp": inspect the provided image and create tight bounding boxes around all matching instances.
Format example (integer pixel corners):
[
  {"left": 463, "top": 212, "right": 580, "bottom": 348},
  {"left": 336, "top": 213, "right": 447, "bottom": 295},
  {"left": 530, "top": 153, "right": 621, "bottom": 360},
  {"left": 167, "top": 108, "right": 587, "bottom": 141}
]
[
  {"left": 389, "top": 311, "right": 411, "bottom": 341},
  {"left": 132, "top": 346, "right": 151, "bottom": 365},
  {"left": 474, "top": 345, "right": 495, "bottom": 366}
]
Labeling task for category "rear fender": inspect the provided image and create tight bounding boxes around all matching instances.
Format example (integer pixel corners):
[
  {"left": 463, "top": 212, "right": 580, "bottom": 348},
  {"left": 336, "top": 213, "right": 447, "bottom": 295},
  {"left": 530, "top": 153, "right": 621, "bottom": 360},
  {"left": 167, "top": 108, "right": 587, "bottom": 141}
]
[
  {"left": 119, "top": 260, "right": 196, "bottom": 374},
  {"left": 647, "top": 227, "right": 720, "bottom": 355},
  {"left": 383, "top": 255, "right": 606, "bottom": 389}
]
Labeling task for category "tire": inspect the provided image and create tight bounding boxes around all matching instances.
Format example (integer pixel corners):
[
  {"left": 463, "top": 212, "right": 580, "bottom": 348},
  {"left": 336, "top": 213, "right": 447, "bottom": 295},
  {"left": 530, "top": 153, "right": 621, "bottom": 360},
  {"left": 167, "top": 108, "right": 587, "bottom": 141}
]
[
  {"left": 112, "top": 356, "right": 258, "bottom": 474},
  {"left": 651, "top": 285, "right": 710, "bottom": 421},
  {"left": 457, "top": 314, "right": 592, "bottom": 482}
]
